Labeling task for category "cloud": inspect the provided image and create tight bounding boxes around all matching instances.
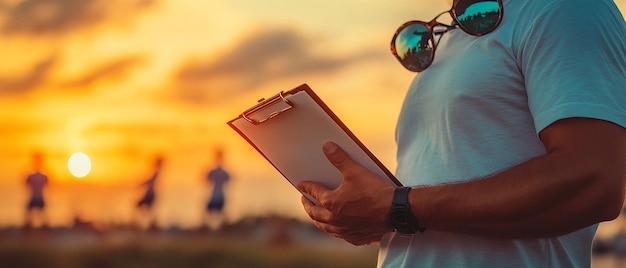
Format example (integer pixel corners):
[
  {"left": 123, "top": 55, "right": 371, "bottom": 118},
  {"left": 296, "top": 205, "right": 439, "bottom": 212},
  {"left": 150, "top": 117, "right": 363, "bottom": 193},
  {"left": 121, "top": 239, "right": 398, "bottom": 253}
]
[
  {"left": 0, "top": 1, "right": 8, "bottom": 12},
  {"left": 0, "top": 55, "right": 145, "bottom": 95},
  {"left": 0, "top": 0, "right": 157, "bottom": 35},
  {"left": 62, "top": 56, "right": 146, "bottom": 88},
  {"left": 0, "top": 56, "right": 57, "bottom": 94},
  {"left": 173, "top": 27, "right": 384, "bottom": 104}
]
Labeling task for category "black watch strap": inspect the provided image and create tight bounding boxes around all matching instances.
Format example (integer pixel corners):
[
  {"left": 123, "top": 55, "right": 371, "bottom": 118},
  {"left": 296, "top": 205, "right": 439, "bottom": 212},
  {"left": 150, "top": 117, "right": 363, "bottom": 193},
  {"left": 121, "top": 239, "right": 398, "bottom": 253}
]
[{"left": 390, "top": 186, "right": 425, "bottom": 235}]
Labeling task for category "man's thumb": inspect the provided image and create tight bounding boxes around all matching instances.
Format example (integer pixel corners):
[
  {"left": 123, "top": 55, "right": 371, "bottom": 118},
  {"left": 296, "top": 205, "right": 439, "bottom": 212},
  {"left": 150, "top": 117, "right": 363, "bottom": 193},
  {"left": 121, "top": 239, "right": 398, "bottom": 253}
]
[{"left": 323, "top": 142, "right": 355, "bottom": 170}]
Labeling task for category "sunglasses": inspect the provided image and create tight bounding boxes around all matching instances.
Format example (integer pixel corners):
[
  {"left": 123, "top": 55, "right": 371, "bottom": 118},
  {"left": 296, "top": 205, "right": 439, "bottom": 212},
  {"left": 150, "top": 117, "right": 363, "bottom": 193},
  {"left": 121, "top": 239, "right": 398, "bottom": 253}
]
[{"left": 391, "top": 0, "right": 503, "bottom": 72}]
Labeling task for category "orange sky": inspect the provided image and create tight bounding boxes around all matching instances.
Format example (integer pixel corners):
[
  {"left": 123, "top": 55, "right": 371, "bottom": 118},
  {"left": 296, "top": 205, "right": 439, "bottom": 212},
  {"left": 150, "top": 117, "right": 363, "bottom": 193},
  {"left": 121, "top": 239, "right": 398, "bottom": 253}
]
[{"left": 0, "top": 0, "right": 624, "bottom": 229}]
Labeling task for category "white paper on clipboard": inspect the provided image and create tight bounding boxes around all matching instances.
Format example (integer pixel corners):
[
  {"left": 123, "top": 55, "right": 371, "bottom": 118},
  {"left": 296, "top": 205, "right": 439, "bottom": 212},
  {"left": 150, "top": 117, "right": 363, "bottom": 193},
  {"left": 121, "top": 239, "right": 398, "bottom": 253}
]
[{"left": 227, "top": 84, "right": 401, "bottom": 205}]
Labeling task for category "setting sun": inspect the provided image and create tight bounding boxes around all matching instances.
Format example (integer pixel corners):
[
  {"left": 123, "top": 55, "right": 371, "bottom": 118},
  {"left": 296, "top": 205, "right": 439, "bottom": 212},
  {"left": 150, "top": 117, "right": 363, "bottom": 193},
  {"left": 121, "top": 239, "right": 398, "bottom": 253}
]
[{"left": 68, "top": 152, "right": 92, "bottom": 178}]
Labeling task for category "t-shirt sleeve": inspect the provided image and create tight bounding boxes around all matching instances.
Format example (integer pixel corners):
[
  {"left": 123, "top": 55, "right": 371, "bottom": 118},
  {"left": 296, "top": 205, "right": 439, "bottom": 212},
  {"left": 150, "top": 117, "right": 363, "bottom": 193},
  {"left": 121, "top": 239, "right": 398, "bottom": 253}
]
[{"left": 519, "top": 0, "right": 626, "bottom": 133}]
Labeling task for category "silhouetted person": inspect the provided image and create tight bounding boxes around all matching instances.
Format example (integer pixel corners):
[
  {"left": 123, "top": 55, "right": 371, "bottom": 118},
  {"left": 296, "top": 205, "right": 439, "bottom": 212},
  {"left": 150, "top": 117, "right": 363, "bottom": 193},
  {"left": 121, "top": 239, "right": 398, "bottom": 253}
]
[
  {"left": 204, "top": 148, "right": 230, "bottom": 229},
  {"left": 25, "top": 152, "right": 48, "bottom": 228},
  {"left": 135, "top": 155, "right": 163, "bottom": 228}
]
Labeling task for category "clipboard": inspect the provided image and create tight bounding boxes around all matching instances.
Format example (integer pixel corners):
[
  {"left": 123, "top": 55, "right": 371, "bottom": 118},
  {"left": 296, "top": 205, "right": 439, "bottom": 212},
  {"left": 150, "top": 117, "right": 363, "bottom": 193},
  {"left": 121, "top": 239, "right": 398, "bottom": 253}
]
[{"left": 228, "top": 84, "right": 402, "bottom": 204}]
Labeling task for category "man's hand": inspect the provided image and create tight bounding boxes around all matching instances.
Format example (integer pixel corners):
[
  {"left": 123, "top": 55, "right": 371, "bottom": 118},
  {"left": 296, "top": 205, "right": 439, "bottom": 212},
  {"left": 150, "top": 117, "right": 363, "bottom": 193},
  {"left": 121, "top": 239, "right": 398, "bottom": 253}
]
[{"left": 298, "top": 142, "right": 396, "bottom": 245}]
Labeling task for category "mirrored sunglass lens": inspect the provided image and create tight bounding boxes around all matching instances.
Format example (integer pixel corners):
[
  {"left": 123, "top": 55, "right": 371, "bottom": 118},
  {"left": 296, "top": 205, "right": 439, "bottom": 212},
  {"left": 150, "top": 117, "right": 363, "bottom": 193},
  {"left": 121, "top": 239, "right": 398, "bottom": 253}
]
[
  {"left": 454, "top": 0, "right": 500, "bottom": 34},
  {"left": 394, "top": 23, "right": 434, "bottom": 72}
]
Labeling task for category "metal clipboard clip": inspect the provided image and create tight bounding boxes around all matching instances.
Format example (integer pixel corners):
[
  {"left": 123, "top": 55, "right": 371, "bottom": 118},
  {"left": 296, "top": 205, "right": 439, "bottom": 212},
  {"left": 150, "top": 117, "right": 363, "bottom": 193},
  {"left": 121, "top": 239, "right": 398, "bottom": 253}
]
[{"left": 241, "top": 91, "right": 294, "bottom": 125}]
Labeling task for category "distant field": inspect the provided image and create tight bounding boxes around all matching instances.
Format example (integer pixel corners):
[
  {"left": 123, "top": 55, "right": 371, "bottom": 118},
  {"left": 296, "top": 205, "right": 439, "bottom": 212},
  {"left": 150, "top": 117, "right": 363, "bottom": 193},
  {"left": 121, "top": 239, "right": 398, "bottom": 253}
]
[
  {"left": 0, "top": 242, "right": 377, "bottom": 268},
  {"left": 3, "top": 226, "right": 620, "bottom": 268},
  {"left": 0, "top": 227, "right": 378, "bottom": 268}
]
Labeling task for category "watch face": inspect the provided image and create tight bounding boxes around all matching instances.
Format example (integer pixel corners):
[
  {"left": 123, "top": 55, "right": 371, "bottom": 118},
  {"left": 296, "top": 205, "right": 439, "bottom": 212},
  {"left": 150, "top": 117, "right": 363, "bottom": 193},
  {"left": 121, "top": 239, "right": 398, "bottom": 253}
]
[
  {"left": 390, "top": 186, "right": 421, "bottom": 235},
  {"left": 390, "top": 209, "right": 415, "bottom": 234},
  {"left": 391, "top": 210, "right": 410, "bottom": 225}
]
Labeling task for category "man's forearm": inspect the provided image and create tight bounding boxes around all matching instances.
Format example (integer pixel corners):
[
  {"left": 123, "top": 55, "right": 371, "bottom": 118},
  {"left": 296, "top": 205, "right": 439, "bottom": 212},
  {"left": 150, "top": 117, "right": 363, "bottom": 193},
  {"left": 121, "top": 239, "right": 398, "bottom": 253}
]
[
  {"left": 410, "top": 153, "right": 623, "bottom": 238},
  {"left": 409, "top": 119, "right": 625, "bottom": 238}
]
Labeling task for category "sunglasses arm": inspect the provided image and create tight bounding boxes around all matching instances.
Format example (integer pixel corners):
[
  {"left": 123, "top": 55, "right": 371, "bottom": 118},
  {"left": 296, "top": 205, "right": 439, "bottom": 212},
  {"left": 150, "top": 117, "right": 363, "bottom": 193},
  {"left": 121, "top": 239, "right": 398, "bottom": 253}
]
[{"left": 433, "top": 22, "right": 456, "bottom": 36}]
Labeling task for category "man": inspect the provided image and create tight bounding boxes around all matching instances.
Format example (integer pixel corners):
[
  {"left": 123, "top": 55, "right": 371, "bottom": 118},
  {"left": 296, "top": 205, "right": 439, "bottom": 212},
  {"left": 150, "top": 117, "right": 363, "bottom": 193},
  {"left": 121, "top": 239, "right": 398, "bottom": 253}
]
[
  {"left": 135, "top": 156, "right": 163, "bottom": 227},
  {"left": 204, "top": 148, "right": 230, "bottom": 229},
  {"left": 298, "top": 0, "right": 626, "bottom": 267},
  {"left": 25, "top": 152, "right": 48, "bottom": 227}
]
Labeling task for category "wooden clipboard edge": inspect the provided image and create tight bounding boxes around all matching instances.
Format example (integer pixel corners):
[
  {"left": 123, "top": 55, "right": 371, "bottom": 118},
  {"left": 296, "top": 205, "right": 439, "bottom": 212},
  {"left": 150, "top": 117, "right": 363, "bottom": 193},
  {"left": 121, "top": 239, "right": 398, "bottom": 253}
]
[{"left": 227, "top": 83, "right": 403, "bottom": 187}]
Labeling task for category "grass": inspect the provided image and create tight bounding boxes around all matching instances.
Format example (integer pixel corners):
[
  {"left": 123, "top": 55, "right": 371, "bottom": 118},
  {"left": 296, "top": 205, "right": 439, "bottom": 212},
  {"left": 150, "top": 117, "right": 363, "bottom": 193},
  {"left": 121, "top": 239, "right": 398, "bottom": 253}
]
[{"left": 0, "top": 228, "right": 378, "bottom": 268}]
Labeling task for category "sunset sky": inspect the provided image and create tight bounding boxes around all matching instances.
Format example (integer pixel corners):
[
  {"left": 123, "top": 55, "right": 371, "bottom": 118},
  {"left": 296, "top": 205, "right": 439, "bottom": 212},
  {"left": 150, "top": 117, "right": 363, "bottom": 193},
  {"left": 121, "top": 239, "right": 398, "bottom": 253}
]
[{"left": 1, "top": 0, "right": 625, "bottom": 229}]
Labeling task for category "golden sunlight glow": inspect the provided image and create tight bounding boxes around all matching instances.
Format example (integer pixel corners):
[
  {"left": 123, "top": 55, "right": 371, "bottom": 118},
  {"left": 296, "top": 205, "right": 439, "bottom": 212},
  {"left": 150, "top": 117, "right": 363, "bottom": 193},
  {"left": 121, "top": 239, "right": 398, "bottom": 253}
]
[
  {"left": 68, "top": 152, "right": 92, "bottom": 178},
  {"left": 0, "top": 0, "right": 622, "bottom": 230}
]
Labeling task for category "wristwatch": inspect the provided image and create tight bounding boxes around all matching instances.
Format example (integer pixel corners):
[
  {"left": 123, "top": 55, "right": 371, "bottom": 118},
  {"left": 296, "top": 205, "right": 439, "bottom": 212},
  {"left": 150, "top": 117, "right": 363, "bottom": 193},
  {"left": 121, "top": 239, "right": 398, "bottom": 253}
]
[{"left": 390, "top": 186, "right": 425, "bottom": 235}]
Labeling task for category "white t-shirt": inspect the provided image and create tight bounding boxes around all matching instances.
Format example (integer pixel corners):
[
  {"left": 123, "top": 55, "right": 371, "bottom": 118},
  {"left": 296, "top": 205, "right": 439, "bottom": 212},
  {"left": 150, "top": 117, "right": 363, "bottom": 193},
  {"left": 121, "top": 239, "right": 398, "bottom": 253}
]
[{"left": 382, "top": 0, "right": 626, "bottom": 267}]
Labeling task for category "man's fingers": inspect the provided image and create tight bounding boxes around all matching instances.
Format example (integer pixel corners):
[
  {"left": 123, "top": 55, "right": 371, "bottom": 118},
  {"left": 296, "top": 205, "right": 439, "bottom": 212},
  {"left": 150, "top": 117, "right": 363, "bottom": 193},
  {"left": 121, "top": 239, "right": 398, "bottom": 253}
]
[
  {"left": 321, "top": 226, "right": 383, "bottom": 246},
  {"left": 343, "top": 234, "right": 381, "bottom": 246},
  {"left": 323, "top": 142, "right": 359, "bottom": 172},
  {"left": 301, "top": 193, "right": 333, "bottom": 224},
  {"left": 297, "top": 181, "right": 329, "bottom": 203}
]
